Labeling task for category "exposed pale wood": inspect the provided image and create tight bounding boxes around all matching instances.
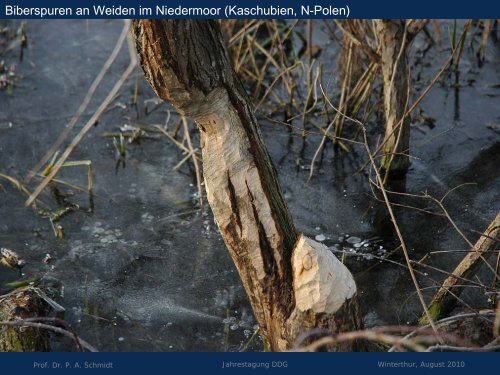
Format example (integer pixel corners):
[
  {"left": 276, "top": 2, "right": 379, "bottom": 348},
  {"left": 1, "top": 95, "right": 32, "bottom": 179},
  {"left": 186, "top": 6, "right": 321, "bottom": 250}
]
[
  {"left": 287, "top": 235, "right": 361, "bottom": 351},
  {"left": 374, "top": 20, "right": 411, "bottom": 173},
  {"left": 292, "top": 235, "right": 356, "bottom": 314},
  {"left": 132, "top": 20, "right": 361, "bottom": 351},
  {"left": 420, "top": 213, "right": 500, "bottom": 325}
]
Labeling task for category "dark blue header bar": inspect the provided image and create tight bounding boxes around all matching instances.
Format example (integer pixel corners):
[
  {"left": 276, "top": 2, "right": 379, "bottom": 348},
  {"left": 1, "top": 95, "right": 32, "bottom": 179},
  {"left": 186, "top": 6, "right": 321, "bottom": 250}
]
[{"left": 1, "top": 0, "right": 500, "bottom": 19}]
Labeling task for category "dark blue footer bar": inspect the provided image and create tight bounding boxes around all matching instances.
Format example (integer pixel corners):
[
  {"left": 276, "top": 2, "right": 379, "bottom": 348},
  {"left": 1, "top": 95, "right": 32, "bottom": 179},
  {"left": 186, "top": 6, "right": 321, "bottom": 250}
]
[{"left": 1, "top": 352, "right": 497, "bottom": 374}]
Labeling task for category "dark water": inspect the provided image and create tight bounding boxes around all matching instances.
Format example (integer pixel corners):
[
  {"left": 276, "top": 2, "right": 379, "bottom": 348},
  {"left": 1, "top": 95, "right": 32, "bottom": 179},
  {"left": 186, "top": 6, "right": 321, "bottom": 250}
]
[{"left": 0, "top": 20, "right": 498, "bottom": 351}]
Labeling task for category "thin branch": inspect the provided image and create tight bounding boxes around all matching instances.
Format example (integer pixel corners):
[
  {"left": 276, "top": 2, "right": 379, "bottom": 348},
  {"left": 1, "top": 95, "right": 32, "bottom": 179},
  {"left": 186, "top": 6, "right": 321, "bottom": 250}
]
[
  {"left": 25, "top": 24, "right": 138, "bottom": 207},
  {"left": 27, "top": 21, "right": 131, "bottom": 182},
  {"left": 0, "top": 318, "right": 98, "bottom": 352}
]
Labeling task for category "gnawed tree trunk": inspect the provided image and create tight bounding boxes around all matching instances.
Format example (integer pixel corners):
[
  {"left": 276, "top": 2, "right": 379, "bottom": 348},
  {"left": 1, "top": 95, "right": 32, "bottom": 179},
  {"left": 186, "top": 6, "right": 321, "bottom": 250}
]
[
  {"left": 132, "top": 20, "right": 361, "bottom": 351},
  {"left": 420, "top": 213, "right": 500, "bottom": 325},
  {"left": 0, "top": 288, "right": 50, "bottom": 351},
  {"left": 375, "top": 20, "right": 411, "bottom": 174}
]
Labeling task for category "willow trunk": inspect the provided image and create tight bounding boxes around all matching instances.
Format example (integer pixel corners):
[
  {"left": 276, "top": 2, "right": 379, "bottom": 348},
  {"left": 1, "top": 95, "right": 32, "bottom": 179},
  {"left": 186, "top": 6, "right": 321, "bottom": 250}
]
[{"left": 132, "top": 20, "right": 361, "bottom": 351}]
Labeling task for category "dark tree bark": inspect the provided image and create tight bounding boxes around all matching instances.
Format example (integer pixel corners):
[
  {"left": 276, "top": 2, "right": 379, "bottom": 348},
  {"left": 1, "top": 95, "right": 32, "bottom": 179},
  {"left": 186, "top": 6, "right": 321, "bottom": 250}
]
[{"left": 132, "top": 20, "right": 361, "bottom": 351}]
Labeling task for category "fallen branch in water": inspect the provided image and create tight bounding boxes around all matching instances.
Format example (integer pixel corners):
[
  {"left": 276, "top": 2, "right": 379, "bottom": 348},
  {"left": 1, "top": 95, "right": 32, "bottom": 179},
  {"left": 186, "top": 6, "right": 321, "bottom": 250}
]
[
  {"left": 291, "top": 325, "right": 474, "bottom": 352},
  {"left": 420, "top": 213, "right": 500, "bottom": 325}
]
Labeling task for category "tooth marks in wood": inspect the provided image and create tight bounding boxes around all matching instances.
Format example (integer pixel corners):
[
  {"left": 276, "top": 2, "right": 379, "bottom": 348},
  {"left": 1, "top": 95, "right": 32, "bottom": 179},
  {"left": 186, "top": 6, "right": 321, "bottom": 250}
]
[
  {"left": 246, "top": 182, "right": 277, "bottom": 278},
  {"left": 226, "top": 172, "right": 242, "bottom": 235}
]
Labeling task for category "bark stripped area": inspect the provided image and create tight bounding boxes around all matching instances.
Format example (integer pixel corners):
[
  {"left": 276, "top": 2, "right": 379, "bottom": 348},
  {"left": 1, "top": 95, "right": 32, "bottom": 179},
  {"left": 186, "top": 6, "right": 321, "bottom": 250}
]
[
  {"left": 132, "top": 20, "right": 360, "bottom": 351},
  {"left": 375, "top": 20, "right": 411, "bottom": 173}
]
